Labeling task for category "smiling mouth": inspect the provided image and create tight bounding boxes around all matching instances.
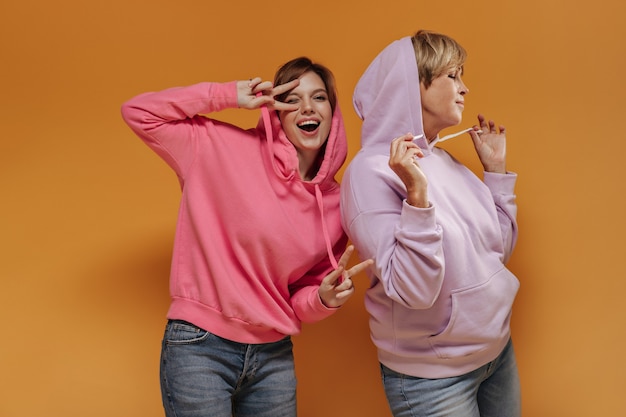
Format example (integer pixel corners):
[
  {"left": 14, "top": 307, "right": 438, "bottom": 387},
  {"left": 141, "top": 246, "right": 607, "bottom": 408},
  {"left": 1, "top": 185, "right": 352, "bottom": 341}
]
[{"left": 298, "top": 120, "right": 320, "bottom": 132}]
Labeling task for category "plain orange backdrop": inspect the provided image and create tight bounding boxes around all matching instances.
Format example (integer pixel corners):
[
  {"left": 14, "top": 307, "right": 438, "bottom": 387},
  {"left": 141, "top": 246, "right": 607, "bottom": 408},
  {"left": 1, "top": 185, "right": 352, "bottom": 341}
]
[{"left": 2, "top": 0, "right": 625, "bottom": 416}]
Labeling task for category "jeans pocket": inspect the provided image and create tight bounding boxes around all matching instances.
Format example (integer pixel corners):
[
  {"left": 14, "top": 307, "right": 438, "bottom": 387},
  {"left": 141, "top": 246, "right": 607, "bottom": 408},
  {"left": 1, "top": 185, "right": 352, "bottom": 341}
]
[{"left": 164, "top": 320, "right": 211, "bottom": 345}]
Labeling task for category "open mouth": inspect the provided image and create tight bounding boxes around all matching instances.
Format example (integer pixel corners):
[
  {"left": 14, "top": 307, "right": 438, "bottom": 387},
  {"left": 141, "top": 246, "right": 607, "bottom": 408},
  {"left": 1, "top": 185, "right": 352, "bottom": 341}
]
[{"left": 298, "top": 120, "right": 320, "bottom": 132}]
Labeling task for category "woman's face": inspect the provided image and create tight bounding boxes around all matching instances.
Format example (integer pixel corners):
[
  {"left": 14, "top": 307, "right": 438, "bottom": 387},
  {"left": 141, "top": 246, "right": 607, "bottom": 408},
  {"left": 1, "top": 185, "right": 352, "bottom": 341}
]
[
  {"left": 420, "top": 66, "right": 468, "bottom": 137},
  {"left": 278, "top": 71, "right": 332, "bottom": 160}
]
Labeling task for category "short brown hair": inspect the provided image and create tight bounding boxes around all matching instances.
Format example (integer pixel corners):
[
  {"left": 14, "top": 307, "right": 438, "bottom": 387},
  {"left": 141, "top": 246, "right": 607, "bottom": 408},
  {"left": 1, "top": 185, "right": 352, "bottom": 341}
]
[
  {"left": 411, "top": 30, "right": 467, "bottom": 88},
  {"left": 274, "top": 57, "right": 338, "bottom": 112}
]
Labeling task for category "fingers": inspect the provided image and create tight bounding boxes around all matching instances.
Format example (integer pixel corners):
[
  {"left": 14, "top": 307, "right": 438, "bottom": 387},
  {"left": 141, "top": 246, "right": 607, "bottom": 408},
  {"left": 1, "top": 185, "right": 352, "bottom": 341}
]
[
  {"left": 477, "top": 114, "right": 505, "bottom": 134},
  {"left": 248, "top": 77, "right": 272, "bottom": 94},
  {"left": 239, "top": 78, "right": 288, "bottom": 111},
  {"left": 390, "top": 133, "right": 417, "bottom": 146},
  {"left": 326, "top": 245, "right": 373, "bottom": 288},
  {"left": 271, "top": 101, "right": 299, "bottom": 112},
  {"left": 246, "top": 77, "right": 294, "bottom": 97},
  {"left": 247, "top": 78, "right": 300, "bottom": 112},
  {"left": 318, "top": 249, "right": 374, "bottom": 307},
  {"left": 478, "top": 114, "right": 494, "bottom": 133},
  {"left": 331, "top": 245, "right": 355, "bottom": 286},
  {"left": 477, "top": 114, "right": 486, "bottom": 128},
  {"left": 239, "top": 78, "right": 272, "bottom": 109},
  {"left": 246, "top": 95, "right": 275, "bottom": 110},
  {"left": 333, "top": 279, "right": 355, "bottom": 301},
  {"left": 389, "top": 133, "right": 424, "bottom": 176},
  {"left": 337, "top": 252, "right": 374, "bottom": 289},
  {"left": 334, "top": 275, "right": 354, "bottom": 293},
  {"left": 390, "top": 133, "right": 423, "bottom": 160},
  {"left": 320, "top": 266, "right": 342, "bottom": 286},
  {"left": 348, "top": 258, "right": 374, "bottom": 277},
  {"left": 337, "top": 245, "right": 356, "bottom": 269},
  {"left": 272, "top": 78, "right": 300, "bottom": 96},
  {"left": 249, "top": 78, "right": 299, "bottom": 100},
  {"left": 342, "top": 258, "right": 374, "bottom": 285},
  {"left": 269, "top": 79, "right": 300, "bottom": 112},
  {"left": 337, "top": 245, "right": 373, "bottom": 273}
]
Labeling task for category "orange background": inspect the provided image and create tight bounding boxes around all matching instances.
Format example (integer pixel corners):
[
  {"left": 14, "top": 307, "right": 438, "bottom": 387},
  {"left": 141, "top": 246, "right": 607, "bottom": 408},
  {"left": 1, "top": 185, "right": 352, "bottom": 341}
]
[{"left": 2, "top": 0, "right": 625, "bottom": 416}]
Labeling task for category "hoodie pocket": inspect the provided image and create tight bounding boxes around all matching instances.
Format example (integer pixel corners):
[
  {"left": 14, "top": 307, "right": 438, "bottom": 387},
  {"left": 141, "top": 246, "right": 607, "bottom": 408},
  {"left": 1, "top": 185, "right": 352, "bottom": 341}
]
[{"left": 427, "top": 267, "right": 519, "bottom": 359}]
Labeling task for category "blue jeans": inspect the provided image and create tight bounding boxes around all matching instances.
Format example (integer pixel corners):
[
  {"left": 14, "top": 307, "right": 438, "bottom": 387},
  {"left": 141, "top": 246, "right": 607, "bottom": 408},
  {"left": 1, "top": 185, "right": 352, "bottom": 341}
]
[
  {"left": 381, "top": 339, "right": 521, "bottom": 417},
  {"left": 160, "top": 320, "right": 297, "bottom": 417}
]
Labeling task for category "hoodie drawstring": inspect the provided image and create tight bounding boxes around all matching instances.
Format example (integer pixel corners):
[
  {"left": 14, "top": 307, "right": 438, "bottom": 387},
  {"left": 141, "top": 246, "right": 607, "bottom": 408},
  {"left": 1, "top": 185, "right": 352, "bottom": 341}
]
[
  {"left": 261, "top": 105, "right": 291, "bottom": 180},
  {"left": 315, "top": 184, "right": 339, "bottom": 270},
  {"left": 261, "top": 105, "right": 339, "bottom": 271}
]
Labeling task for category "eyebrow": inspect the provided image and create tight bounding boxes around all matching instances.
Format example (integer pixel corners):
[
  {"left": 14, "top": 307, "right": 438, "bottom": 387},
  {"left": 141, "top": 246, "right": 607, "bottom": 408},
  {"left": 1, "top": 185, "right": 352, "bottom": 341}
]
[{"left": 287, "top": 88, "right": 328, "bottom": 97}]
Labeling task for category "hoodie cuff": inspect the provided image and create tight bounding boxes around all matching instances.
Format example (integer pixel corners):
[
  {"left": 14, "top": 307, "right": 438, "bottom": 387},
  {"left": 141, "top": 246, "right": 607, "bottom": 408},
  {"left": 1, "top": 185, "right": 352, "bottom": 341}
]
[
  {"left": 484, "top": 171, "right": 517, "bottom": 195},
  {"left": 400, "top": 199, "right": 437, "bottom": 231}
]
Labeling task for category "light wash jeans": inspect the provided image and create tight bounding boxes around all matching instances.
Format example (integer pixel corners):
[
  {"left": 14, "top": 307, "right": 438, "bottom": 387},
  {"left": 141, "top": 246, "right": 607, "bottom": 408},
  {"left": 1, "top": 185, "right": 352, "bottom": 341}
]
[
  {"left": 160, "top": 320, "right": 297, "bottom": 417},
  {"left": 381, "top": 338, "right": 521, "bottom": 417}
]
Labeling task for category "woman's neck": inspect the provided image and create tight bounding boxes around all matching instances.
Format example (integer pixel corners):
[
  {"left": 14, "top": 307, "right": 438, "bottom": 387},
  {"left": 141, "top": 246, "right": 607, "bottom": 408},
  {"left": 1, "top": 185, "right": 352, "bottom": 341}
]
[
  {"left": 422, "top": 119, "right": 443, "bottom": 143},
  {"left": 298, "top": 153, "right": 321, "bottom": 181},
  {"left": 423, "top": 128, "right": 439, "bottom": 143}
]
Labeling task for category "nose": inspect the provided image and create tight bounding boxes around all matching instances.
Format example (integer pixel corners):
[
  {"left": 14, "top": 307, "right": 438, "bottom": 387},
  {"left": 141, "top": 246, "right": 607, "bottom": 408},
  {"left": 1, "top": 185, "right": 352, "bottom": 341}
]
[
  {"left": 459, "top": 79, "right": 469, "bottom": 95},
  {"left": 301, "top": 97, "right": 314, "bottom": 113}
]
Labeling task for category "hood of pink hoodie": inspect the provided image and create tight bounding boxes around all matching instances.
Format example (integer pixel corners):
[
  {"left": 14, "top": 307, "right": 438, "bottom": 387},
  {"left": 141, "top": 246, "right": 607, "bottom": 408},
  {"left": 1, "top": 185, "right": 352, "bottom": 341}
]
[
  {"left": 257, "top": 102, "right": 348, "bottom": 269},
  {"left": 257, "top": 103, "right": 347, "bottom": 189},
  {"left": 353, "top": 36, "right": 433, "bottom": 155}
]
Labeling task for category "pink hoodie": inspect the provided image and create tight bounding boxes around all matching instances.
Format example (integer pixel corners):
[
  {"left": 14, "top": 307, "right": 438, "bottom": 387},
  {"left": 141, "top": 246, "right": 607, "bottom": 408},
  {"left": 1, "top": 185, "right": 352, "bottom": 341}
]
[
  {"left": 340, "top": 37, "right": 520, "bottom": 378},
  {"left": 121, "top": 81, "right": 348, "bottom": 344}
]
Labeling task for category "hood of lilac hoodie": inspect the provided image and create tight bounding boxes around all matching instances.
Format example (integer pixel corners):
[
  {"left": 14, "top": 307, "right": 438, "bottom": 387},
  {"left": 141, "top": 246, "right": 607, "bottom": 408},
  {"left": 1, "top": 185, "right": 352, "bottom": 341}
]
[
  {"left": 341, "top": 37, "right": 520, "bottom": 378},
  {"left": 353, "top": 37, "right": 433, "bottom": 155}
]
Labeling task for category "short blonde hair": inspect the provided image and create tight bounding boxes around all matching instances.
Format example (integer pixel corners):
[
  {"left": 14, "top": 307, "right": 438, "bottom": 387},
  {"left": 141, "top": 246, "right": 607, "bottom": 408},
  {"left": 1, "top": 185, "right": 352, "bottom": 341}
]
[{"left": 411, "top": 30, "right": 467, "bottom": 88}]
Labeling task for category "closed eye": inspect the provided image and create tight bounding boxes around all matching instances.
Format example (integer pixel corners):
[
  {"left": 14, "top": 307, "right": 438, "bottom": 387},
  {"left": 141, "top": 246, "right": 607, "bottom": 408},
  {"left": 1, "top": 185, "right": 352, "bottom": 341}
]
[{"left": 447, "top": 67, "right": 463, "bottom": 80}]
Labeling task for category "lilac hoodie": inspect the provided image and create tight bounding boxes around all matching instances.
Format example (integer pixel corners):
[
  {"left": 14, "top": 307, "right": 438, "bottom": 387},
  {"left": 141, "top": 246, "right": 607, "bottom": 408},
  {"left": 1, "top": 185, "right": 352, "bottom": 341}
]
[
  {"left": 340, "top": 37, "right": 520, "bottom": 378},
  {"left": 121, "top": 81, "right": 348, "bottom": 344}
]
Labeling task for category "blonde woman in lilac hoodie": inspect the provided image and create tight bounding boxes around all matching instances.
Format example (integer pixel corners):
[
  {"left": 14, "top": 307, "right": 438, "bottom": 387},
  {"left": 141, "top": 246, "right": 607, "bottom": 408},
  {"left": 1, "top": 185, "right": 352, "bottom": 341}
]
[
  {"left": 121, "top": 57, "right": 372, "bottom": 417},
  {"left": 340, "top": 31, "right": 521, "bottom": 416}
]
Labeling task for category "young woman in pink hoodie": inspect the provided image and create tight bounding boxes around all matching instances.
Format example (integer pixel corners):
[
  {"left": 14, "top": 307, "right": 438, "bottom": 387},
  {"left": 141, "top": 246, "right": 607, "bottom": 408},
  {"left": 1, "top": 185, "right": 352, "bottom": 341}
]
[
  {"left": 341, "top": 31, "right": 521, "bottom": 416},
  {"left": 121, "top": 57, "right": 372, "bottom": 417}
]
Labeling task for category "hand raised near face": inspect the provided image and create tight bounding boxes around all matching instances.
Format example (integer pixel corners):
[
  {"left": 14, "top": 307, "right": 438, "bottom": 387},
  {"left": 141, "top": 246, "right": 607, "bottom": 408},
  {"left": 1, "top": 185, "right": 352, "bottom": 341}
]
[
  {"left": 389, "top": 133, "right": 429, "bottom": 208},
  {"left": 468, "top": 114, "right": 507, "bottom": 174},
  {"left": 237, "top": 77, "right": 300, "bottom": 112}
]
